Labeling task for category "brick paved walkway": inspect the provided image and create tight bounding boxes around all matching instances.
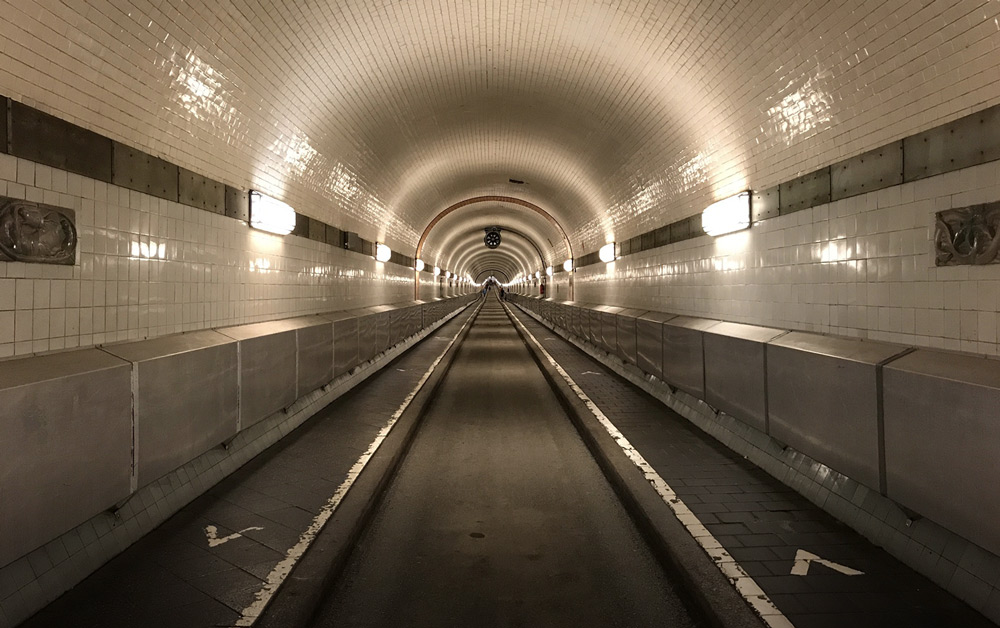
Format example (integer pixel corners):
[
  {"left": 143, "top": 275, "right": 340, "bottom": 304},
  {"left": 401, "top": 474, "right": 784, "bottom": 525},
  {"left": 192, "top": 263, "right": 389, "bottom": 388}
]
[
  {"left": 509, "top": 305, "right": 992, "bottom": 628},
  {"left": 19, "top": 307, "right": 477, "bottom": 628}
]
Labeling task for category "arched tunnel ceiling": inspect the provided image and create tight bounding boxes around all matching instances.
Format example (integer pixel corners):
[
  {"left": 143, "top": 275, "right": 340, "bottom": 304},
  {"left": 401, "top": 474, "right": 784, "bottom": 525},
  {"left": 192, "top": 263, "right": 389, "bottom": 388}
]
[
  {"left": 448, "top": 231, "right": 539, "bottom": 279},
  {"left": 422, "top": 203, "right": 564, "bottom": 271},
  {"left": 6, "top": 1, "right": 999, "bottom": 257}
]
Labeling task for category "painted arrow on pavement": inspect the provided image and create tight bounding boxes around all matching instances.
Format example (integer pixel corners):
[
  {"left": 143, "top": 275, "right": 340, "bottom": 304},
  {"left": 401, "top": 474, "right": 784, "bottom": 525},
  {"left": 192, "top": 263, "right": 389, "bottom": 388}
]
[
  {"left": 790, "top": 549, "right": 864, "bottom": 576},
  {"left": 205, "top": 525, "right": 264, "bottom": 548}
]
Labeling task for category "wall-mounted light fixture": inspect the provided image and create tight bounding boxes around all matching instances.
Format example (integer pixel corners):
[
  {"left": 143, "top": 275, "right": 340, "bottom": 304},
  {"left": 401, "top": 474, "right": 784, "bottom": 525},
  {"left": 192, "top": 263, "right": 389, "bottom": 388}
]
[
  {"left": 545, "top": 266, "right": 553, "bottom": 276},
  {"left": 702, "top": 191, "right": 751, "bottom": 237},
  {"left": 534, "top": 271, "right": 541, "bottom": 279},
  {"left": 445, "top": 271, "right": 452, "bottom": 279},
  {"left": 433, "top": 266, "right": 441, "bottom": 276},
  {"left": 375, "top": 242, "right": 392, "bottom": 262},
  {"left": 249, "top": 191, "right": 296, "bottom": 235},
  {"left": 415, "top": 259, "right": 425, "bottom": 272},
  {"left": 563, "top": 258, "right": 573, "bottom": 272},
  {"left": 599, "top": 242, "right": 616, "bottom": 263}
]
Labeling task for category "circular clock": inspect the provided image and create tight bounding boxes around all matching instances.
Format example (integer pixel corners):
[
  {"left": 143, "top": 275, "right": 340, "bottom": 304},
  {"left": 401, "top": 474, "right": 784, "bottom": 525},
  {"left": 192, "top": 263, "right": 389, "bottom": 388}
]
[{"left": 484, "top": 230, "right": 501, "bottom": 249}]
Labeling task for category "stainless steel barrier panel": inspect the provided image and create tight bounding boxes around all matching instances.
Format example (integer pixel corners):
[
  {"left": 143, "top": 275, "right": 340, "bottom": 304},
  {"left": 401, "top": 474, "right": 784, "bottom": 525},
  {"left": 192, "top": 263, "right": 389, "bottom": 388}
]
[
  {"left": 349, "top": 307, "right": 380, "bottom": 364},
  {"left": 0, "top": 349, "right": 132, "bottom": 567},
  {"left": 104, "top": 331, "right": 239, "bottom": 488},
  {"left": 368, "top": 304, "right": 394, "bottom": 353},
  {"left": 413, "top": 300, "right": 428, "bottom": 331},
  {"left": 615, "top": 308, "right": 649, "bottom": 365},
  {"left": 322, "top": 311, "right": 359, "bottom": 378},
  {"left": 703, "top": 322, "right": 786, "bottom": 432},
  {"left": 218, "top": 321, "right": 299, "bottom": 429},
  {"left": 636, "top": 311, "right": 676, "bottom": 380},
  {"left": 554, "top": 302, "right": 570, "bottom": 331},
  {"left": 286, "top": 316, "right": 335, "bottom": 395},
  {"left": 883, "top": 350, "right": 1000, "bottom": 556},
  {"left": 767, "top": 332, "right": 908, "bottom": 490},
  {"left": 595, "top": 305, "right": 624, "bottom": 355},
  {"left": 662, "top": 317, "right": 720, "bottom": 398}
]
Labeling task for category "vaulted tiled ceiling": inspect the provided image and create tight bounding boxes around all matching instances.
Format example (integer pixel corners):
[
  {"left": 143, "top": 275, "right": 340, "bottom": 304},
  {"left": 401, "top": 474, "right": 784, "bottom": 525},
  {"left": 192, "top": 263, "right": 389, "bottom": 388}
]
[{"left": 3, "top": 0, "right": 998, "bottom": 271}]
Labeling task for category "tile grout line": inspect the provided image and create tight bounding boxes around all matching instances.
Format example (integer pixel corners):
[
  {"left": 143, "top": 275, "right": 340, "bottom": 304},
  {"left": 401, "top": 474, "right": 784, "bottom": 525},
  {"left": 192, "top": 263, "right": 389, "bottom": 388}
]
[
  {"left": 507, "top": 305, "right": 794, "bottom": 628},
  {"left": 232, "top": 306, "right": 478, "bottom": 627}
]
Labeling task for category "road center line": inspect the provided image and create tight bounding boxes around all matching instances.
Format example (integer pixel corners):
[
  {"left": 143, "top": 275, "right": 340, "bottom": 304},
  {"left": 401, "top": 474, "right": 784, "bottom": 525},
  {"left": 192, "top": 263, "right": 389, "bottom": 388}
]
[
  {"left": 506, "top": 305, "right": 794, "bottom": 628},
  {"left": 234, "top": 305, "right": 478, "bottom": 626}
]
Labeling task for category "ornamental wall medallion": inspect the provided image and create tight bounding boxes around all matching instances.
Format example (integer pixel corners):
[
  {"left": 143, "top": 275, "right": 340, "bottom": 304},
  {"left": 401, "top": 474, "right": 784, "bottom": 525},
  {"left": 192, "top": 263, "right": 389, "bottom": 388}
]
[
  {"left": 0, "top": 198, "right": 77, "bottom": 265},
  {"left": 935, "top": 201, "right": 1000, "bottom": 266}
]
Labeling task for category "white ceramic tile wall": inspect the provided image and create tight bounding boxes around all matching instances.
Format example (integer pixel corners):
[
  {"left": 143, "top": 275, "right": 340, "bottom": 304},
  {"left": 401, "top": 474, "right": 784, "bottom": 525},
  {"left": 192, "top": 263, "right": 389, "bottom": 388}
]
[
  {"left": 0, "top": 153, "right": 417, "bottom": 359},
  {"left": 576, "top": 159, "right": 1000, "bottom": 355},
  {"left": 0, "top": 0, "right": 997, "bottom": 264}
]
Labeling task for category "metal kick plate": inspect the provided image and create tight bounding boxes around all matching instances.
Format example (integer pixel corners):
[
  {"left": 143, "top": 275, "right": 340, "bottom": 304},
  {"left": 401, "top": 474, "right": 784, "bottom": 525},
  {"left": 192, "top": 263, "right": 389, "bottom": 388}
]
[
  {"left": 831, "top": 141, "right": 903, "bottom": 200},
  {"left": 883, "top": 349, "right": 1000, "bottom": 557},
  {"left": 0, "top": 349, "right": 132, "bottom": 568},
  {"left": 702, "top": 322, "right": 786, "bottom": 432},
  {"left": 767, "top": 332, "right": 909, "bottom": 491},
  {"left": 104, "top": 330, "right": 239, "bottom": 488}
]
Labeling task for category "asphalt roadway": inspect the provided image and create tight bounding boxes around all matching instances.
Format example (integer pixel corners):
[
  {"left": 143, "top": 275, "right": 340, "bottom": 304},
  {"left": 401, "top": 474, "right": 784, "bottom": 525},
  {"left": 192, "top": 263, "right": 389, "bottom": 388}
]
[{"left": 310, "top": 298, "right": 702, "bottom": 627}]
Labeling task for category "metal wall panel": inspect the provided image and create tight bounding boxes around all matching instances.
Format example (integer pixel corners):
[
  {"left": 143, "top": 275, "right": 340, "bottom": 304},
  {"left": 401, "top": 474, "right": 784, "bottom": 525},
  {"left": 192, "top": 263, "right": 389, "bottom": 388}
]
[
  {"left": 178, "top": 167, "right": 226, "bottom": 214},
  {"left": 779, "top": 168, "right": 831, "bottom": 214},
  {"left": 367, "top": 305, "right": 394, "bottom": 352},
  {"left": 104, "top": 331, "right": 238, "bottom": 488},
  {"left": 662, "top": 317, "right": 720, "bottom": 397},
  {"left": 766, "top": 332, "right": 908, "bottom": 490},
  {"left": 324, "top": 312, "right": 359, "bottom": 378},
  {"left": 0, "top": 97, "right": 7, "bottom": 153},
  {"left": 615, "top": 308, "right": 648, "bottom": 365},
  {"left": 10, "top": 101, "right": 113, "bottom": 182},
  {"left": 218, "top": 322, "right": 298, "bottom": 428},
  {"left": 831, "top": 141, "right": 903, "bottom": 200},
  {"left": 883, "top": 350, "right": 1000, "bottom": 557},
  {"left": 636, "top": 312, "right": 676, "bottom": 379},
  {"left": 752, "top": 186, "right": 780, "bottom": 222},
  {"left": 0, "top": 350, "right": 132, "bottom": 567},
  {"left": 225, "top": 186, "right": 249, "bottom": 222},
  {"left": 904, "top": 105, "right": 1000, "bottom": 182},
  {"left": 111, "top": 142, "right": 179, "bottom": 201},
  {"left": 703, "top": 322, "right": 786, "bottom": 432}
]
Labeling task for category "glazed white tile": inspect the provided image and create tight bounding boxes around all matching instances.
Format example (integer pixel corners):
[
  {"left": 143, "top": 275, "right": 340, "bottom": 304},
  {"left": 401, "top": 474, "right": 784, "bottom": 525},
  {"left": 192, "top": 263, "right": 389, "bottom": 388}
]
[
  {"left": 0, "top": 155, "right": 417, "bottom": 356},
  {"left": 576, "top": 159, "right": 1000, "bottom": 355},
  {"left": 0, "top": 0, "right": 998, "bottom": 266}
]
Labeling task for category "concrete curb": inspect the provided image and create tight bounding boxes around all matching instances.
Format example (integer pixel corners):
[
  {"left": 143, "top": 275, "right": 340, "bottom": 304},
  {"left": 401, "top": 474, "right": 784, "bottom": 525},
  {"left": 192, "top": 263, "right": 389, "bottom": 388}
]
[
  {"left": 255, "top": 301, "right": 484, "bottom": 628},
  {"left": 504, "top": 302, "right": 768, "bottom": 628}
]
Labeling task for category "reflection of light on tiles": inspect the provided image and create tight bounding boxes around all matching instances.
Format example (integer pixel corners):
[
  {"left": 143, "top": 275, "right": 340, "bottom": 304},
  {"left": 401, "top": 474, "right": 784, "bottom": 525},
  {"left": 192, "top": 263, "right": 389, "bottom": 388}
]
[
  {"left": 766, "top": 74, "right": 833, "bottom": 145},
  {"left": 820, "top": 240, "right": 853, "bottom": 263},
  {"left": 130, "top": 240, "right": 167, "bottom": 260}
]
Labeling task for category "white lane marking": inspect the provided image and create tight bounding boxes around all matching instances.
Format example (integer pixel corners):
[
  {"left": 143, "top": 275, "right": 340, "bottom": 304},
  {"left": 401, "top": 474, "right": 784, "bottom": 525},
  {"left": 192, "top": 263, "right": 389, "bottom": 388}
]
[
  {"left": 234, "top": 306, "right": 479, "bottom": 626},
  {"left": 790, "top": 550, "right": 864, "bottom": 576},
  {"left": 205, "top": 525, "right": 264, "bottom": 548},
  {"left": 506, "top": 306, "right": 794, "bottom": 628},
  {"left": 580, "top": 371, "right": 601, "bottom": 376}
]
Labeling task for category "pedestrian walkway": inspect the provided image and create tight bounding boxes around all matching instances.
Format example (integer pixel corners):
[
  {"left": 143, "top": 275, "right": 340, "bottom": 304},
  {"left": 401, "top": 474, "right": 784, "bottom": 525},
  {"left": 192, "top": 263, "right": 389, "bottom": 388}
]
[
  {"left": 18, "top": 306, "right": 478, "bottom": 628},
  {"left": 508, "top": 304, "right": 993, "bottom": 628}
]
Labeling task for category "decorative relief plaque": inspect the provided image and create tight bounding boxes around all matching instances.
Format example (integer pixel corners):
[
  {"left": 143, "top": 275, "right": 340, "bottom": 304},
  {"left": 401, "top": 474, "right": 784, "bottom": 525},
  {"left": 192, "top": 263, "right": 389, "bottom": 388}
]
[
  {"left": 0, "top": 198, "right": 77, "bottom": 265},
  {"left": 935, "top": 201, "right": 1000, "bottom": 266}
]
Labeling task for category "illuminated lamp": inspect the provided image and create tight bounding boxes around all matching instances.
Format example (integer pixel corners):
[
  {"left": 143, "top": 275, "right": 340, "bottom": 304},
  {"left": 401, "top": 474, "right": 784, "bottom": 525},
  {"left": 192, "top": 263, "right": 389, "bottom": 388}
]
[
  {"left": 375, "top": 243, "right": 392, "bottom": 262},
  {"left": 599, "top": 242, "right": 616, "bottom": 263},
  {"left": 702, "top": 191, "right": 751, "bottom": 237},
  {"left": 545, "top": 266, "right": 553, "bottom": 276},
  {"left": 433, "top": 266, "right": 441, "bottom": 276},
  {"left": 563, "top": 259, "right": 573, "bottom": 272},
  {"left": 249, "top": 191, "right": 296, "bottom": 235},
  {"left": 415, "top": 259, "right": 425, "bottom": 272}
]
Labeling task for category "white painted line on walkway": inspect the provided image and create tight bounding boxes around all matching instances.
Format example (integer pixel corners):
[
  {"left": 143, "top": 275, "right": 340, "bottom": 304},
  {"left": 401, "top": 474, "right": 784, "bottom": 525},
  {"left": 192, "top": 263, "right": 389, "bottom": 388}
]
[
  {"left": 790, "top": 550, "right": 864, "bottom": 576},
  {"left": 507, "top": 306, "right": 794, "bottom": 628},
  {"left": 234, "top": 306, "right": 478, "bottom": 626},
  {"left": 205, "top": 525, "right": 264, "bottom": 548}
]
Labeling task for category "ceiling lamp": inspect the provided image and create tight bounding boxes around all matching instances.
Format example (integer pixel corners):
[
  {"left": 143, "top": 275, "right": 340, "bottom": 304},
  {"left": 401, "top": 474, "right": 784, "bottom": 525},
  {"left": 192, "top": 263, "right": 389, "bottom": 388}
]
[
  {"left": 375, "top": 243, "right": 392, "bottom": 262},
  {"left": 702, "top": 192, "right": 751, "bottom": 237},
  {"left": 599, "top": 243, "right": 616, "bottom": 263},
  {"left": 249, "top": 191, "right": 296, "bottom": 235}
]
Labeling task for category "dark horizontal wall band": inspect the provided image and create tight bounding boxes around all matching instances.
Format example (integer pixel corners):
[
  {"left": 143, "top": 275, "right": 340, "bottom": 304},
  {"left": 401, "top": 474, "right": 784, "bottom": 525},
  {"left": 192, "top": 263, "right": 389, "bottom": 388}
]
[
  {"left": 599, "top": 102, "right": 1000, "bottom": 265},
  {"left": 0, "top": 95, "right": 404, "bottom": 267}
]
